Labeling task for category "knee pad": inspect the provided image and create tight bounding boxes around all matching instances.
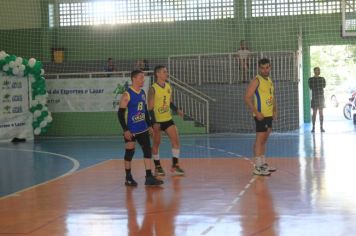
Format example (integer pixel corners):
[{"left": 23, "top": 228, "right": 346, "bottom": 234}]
[
  {"left": 142, "top": 145, "right": 152, "bottom": 159},
  {"left": 124, "top": 149, "right": 135, "bottom": 161}
]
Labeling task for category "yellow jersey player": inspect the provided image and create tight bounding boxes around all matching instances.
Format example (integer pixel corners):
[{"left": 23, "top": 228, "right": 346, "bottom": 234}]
[
  {"left": 245, "top": 58, "right": 277, "bottom": 176},
  {"left": 148, "top": 65, "right": 185, "bottom": 176}
]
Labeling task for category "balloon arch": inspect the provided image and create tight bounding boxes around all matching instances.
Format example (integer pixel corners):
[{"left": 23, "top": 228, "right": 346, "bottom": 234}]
[{"left": 0, "top": 51, "right": 53, "bottom": 135}]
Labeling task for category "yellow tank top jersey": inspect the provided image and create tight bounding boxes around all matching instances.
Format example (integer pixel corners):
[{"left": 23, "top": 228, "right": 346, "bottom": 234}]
[
  {"left": 152, "top": 82, "right": 173, "bottom": 122},
  {"left": 254, "top": 75, "right": 274, "bottom": 117}
]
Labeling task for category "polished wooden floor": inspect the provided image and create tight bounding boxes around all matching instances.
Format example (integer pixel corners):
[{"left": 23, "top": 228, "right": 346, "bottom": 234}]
[{"left": 1, "top": 119, "right": 356, "bottom": 235}]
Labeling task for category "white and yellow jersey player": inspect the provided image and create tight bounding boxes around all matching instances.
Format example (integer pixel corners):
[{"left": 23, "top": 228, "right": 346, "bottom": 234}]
[{"left": 148, "top": 65, "right": 185, "bottom": 176}]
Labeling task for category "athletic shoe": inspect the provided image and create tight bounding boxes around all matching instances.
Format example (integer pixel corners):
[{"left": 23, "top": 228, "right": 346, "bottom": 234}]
[
  {"left": 125, "top": 176, "right": 138, "bottom": 187},
  {"left": 321, "top": 128, "right": 325, "bottom": 132},
  {"left": 262, "top": 163, "right": 277, "bottom": 172},
  {"left": 155, "top": 165, "right": 166, "bottom": 176},
  {"left": 145, "top": 176, "right": 164, "bottom": 186},
  {"left": 171, "top": 165, "right": 185, "bottom": 176},
  {"left": 253, "top": 165, "right": 271, "bottom": 176}
]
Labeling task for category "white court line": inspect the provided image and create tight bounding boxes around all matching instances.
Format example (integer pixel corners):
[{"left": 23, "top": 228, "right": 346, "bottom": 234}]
[
  {"left": 200, "top": 176, "right": 257, "bottom": 235},
  {"left": 197, "top": 145, "right": 256, "bottom": 235},
  {"left": 0, "top": 147, "right": 80, "bottom": 200},
  {"left": 182, "top": 143, "right": 244, "bottom": 158}
]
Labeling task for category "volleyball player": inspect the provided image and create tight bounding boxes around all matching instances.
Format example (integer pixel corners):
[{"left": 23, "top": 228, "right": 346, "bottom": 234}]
[
  {"left": 245, "top": 58, "right": 277, "bottom": 176},
  {"left": 118, "top": 69, "right": 163, "bottom": 186},
  {"left": 147, "top": 65, "right": 185, "bottom": 176}
]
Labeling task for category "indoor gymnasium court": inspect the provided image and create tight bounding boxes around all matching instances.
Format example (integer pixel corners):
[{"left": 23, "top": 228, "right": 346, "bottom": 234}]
[{"left": 1, "top": 1, "right": 356, "bottom": 235}]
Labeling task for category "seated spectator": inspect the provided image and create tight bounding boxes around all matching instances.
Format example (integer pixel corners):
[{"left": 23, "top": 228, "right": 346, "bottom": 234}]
[
  {"left": 135, "top": 59, "right": 150, "bottom": 71},
  {"left": 105, "top": 57, "right": 117, "bottom": 77}
]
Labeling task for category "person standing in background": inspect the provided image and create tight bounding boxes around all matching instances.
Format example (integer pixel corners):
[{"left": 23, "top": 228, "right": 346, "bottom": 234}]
[{"left": 308, "top": 67, "right": 326, "bottom": 133}]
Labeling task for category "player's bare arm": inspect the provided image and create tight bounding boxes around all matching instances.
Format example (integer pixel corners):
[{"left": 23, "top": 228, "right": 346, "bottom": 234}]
[
  {"left": 170, "top": 94, "right": 184, "bottom": 118},
  {"left": 147, "top": 87, "right": 155, "bottom": 111},
  {"left": 273, "top": 97, "right": 278, "bottom": 120},
  {"left": 245, "top": 78, "right": 263, "bottom": 120}
]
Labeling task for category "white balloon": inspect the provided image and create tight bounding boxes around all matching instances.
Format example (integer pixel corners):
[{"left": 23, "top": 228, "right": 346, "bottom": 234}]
[
  {"left": 41, "top": 105, "right": 48, "bottom": 110},
  {"left": 40, "top": 69, "right": 45, "bottom": 75},
  {"left": 40, "top": 120, "right": 47, "bottom": 128},
  {"left": 45, "top": 116, "right": 53, "bottom": 123},
  {"left": 30, "top": 75, "right": 36, "bottom": 83},
  {"left": 34, "top": 110, "right": 41, "bottom": 117},
  {"left": 34, "top": 128, "right": 41, "bottom": 135},
  {"left": 9, "top": 61, "right": 15, "bottom": 68},
  {"left": 19, "top": 64, "right": 25, "bottom": 71},
  {"left": 15, "top": 57, "right": 23, "bottom": 65},
  {"left": 35, "top": 95, "right": 47, "bottom": 104},
  {"left": 0, "top": 51, "right": 6, "bottom": 60},
  {"left": 3, "top": 64, "right": 9, "bottom": 71},
  {"left": 28, "top": 58, "right": 36, "bottom": 68},
  {"left": 12, "top": 67, "right": 19, "bottom": 75}
]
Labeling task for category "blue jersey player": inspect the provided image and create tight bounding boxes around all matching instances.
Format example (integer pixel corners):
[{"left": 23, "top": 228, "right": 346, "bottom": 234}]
[{"left": 117, "top": 70, "right": 163, "bottom": 186}]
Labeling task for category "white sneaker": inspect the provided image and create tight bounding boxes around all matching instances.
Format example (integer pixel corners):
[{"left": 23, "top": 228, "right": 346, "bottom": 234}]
[
  {"left": 262, "top": 163, "right": 277, "bottom": 172},
  {"left": 253, "top": 165, "right": 271, "bottom": 176}
]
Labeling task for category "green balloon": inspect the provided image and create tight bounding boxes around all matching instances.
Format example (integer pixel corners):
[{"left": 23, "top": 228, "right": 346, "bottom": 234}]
[
  {"left": 30, "top": 107, "right": 36, "bottom": 113},
  {"left": 24, "top": 68, "right": 30, "bottom": 76},
  {"left": 32, "top": 121, "right": 40, "bottom": 128},
  {"left": 42, "top": 111, "right": 49, "bottom": 117},
  {"left": 38, "top": 82, "right": 45, "bottom": 89},
  {"left": 22, "top": 58, "right": 28, "bottom": 65},
  {"left": 41, "top": 127, "right": 48, "bottom": 133}
]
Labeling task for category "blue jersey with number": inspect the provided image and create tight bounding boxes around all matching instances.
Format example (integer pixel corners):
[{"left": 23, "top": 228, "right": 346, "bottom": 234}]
[{"left": 126, "top": 87, "right": 149, "bottom": 134}]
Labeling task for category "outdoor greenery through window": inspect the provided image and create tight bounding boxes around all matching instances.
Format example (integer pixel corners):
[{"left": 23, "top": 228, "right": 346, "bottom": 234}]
[{"left": 58, "top": 0, "right": 234, "bottom": 26}]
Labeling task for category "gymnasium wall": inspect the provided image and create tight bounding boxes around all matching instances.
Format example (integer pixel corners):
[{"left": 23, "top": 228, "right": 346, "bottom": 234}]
[{"left": 1, "top": 1, "right": 356, "bottom": 134}]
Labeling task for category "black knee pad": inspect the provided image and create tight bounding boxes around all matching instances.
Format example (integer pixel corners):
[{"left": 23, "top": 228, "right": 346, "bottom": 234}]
[
  {"left": 124, "top": 149, "right": 135, "bottom": 161},
  {"left": 142, "top": 145, "right": 152, "bottom": 159}
]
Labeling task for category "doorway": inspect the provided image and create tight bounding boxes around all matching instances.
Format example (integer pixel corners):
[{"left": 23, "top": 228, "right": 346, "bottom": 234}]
[{"left": 310, "top": 45, "right": 356, "bottom": 121}]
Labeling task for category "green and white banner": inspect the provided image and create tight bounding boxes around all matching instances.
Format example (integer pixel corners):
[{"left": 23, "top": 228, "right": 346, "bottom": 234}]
[
  {"left": 0, "top": 73, "right": 33, "bottom": 142},
  {"left": 46, "top": 76, "right": 151, "bottom": 112}
]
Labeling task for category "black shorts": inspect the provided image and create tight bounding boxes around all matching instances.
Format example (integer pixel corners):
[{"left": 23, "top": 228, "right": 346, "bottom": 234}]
[
  {"left": 124, "top": 130, "right": 151, "bottom": 146},
  {"left": 311, "top": 97, "right": 325, "bottom": 109},
  {"left": 254, "top": 117, "right": 273, "bottom": 132},
  {"left": 156, "top": 119, "right": 175, "bottom": 131}
]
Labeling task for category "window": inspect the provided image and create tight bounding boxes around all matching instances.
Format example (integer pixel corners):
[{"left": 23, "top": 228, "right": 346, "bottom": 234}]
[
  {"left": 248, "top": 0, "right": 341, "bottom": 18},
  {"left": 58, "top": 0, "right": 234, "bottom": 26},
  {"left": 48, "top": 4, "right": 54, "bottom": 28}
]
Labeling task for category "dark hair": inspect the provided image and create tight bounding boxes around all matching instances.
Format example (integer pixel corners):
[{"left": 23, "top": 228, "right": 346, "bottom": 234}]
[
  {"left": 131, "top": 69, "right": 143, "bottom": 80},
  {"left": 313, "top": 67, "right": 320, "bottom": 71},
  {"left": 154, "top": 65, "right": 166, "bottom": 78},
  {"left": 258, "top": 58, "right": 270, "bottom": 67}
]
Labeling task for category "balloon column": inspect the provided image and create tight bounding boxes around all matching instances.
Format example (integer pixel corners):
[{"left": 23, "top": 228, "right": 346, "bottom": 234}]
[{"left": 0, "top": 50, "right": 53, "bottom": 135}]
